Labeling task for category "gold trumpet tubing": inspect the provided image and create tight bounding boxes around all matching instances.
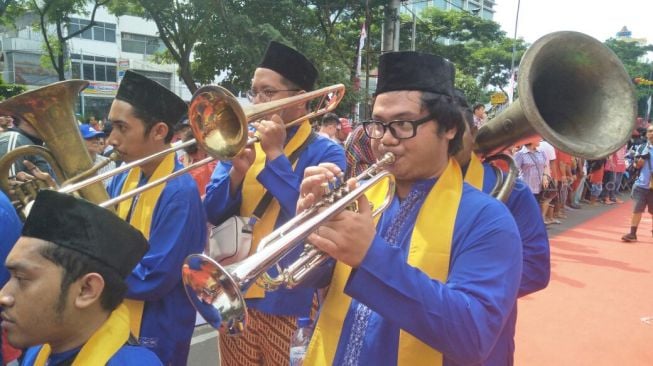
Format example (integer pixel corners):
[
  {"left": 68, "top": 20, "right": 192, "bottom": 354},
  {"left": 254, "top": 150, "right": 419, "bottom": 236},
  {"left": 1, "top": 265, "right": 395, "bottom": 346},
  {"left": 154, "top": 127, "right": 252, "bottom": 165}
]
[{"left": 256, "top": 152, "right": 396, "bottom": 290}]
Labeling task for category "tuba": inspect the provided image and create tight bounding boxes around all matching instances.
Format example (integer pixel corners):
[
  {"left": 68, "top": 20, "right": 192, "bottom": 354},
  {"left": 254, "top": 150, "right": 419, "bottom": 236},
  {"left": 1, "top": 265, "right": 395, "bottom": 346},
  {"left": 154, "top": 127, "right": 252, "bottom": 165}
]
[
  {"left": 476, "top": 31, "right": 636, "bottom": 159},
  {"left": 474, "top": 31, "right": 636, "bottom": 202},
  {"left": 0, "top": 80, "right": 110, "bottom": 217}
]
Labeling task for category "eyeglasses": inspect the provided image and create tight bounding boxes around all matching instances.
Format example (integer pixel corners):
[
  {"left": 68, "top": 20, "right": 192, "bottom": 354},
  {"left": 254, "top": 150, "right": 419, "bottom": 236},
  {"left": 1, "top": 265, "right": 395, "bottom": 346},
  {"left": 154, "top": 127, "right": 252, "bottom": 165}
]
[
  {"left": 246, "top": 88, "right": 300, "bottom": 102},
  {"left": 361, "top": 114, "right": 435, "bottom": 140}
]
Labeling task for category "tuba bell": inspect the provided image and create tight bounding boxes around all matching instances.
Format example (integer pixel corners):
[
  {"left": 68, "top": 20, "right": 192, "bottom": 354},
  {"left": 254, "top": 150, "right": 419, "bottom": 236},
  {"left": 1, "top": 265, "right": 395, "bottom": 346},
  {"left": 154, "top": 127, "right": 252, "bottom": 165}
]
[
  {"left": 475, "top": 31, "right": 636, "bottom": 159},
  {"left": 0, "top": 80, "right": 111, "bottom": 217}
]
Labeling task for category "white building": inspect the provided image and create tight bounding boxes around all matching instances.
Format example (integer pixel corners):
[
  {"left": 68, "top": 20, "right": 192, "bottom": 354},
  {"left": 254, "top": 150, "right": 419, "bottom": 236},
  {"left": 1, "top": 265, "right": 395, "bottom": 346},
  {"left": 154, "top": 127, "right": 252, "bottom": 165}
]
[{"left": 0, "top": 6, "right": 192, "bottom": 121}]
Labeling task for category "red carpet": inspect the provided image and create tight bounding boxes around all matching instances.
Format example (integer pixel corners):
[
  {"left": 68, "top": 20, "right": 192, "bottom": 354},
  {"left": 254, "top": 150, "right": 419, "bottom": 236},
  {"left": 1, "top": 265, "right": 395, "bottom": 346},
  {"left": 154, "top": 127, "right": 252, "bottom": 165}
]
[{"left": 515, "top": 203, "right": 653, "bottom": 365}]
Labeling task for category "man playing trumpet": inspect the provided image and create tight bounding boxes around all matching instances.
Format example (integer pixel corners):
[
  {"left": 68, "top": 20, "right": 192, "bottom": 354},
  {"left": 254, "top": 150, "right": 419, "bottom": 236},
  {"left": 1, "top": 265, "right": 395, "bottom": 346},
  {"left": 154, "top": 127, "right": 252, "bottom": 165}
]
[{"left": 297, "top": 52, "right": 523, "bottom": 365}]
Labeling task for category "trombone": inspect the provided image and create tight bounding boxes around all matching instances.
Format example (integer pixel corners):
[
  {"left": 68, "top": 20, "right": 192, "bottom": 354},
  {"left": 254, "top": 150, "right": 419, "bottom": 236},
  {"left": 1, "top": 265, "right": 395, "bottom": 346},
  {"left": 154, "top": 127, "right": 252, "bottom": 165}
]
[{"left": 2, "top": 83, "right": 345, "bottom": 212}]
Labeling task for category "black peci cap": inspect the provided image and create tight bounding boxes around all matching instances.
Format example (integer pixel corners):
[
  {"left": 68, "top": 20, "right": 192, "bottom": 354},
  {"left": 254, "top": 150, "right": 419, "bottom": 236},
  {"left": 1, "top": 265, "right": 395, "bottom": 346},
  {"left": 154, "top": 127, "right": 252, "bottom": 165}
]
[
  {"left": 22, "top": 190, "right": 149, "bottom": 278},
  {"left": 258, "top": 41, "right": 318, "bottom": 91},
  {"left": 116, "top": 70, "right": 187, "bottom": 128},
  {"left": 375, "top": 51, "right": 455, "bottom": 97}
]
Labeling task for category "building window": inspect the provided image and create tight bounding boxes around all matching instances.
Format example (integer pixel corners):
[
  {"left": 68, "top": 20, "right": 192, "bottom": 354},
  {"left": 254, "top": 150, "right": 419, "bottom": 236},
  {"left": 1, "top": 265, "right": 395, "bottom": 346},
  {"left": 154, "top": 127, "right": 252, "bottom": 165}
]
[
  {"left": 121, "top": 33, "right": 165, "bottom": 55},
  {"left": 70, "top": 53, "right": 117, "bottom": 82},
  {"left": 68, "top": 18, "right": 116, "bottom": 43}
]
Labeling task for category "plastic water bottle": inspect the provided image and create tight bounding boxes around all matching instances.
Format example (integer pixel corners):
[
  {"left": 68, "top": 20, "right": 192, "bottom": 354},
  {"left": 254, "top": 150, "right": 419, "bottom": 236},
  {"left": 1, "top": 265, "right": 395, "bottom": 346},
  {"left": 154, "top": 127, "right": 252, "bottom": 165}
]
[{"left": 289, "top": 317, "right": 312, "bottom": 366}]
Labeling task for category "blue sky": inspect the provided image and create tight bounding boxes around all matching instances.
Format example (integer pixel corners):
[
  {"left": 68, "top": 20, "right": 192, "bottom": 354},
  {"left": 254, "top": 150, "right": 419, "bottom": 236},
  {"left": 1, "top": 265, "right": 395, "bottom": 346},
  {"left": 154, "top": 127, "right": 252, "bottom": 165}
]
[{"left": 494, "top": 0, "right": 653, "bottom": 60}]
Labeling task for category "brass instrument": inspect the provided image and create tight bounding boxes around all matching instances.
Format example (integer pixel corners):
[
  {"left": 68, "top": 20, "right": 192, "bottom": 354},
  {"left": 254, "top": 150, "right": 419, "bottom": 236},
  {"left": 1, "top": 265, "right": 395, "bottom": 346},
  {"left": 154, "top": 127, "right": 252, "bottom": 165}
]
[
  {"left": 475, "top": 31, "right": 636, "bottom": 159},
  {"left": 0, "top": 80, "right": 111, "bottom": 217},
  {"left": 475, "top": 31, "right": 635, "bottom": 202},
  {"left": 0, "top": 83, "right": 345, "bottom": 213},
  {"left": 182, "top": 153, "right": 396, "bottom": 335}
]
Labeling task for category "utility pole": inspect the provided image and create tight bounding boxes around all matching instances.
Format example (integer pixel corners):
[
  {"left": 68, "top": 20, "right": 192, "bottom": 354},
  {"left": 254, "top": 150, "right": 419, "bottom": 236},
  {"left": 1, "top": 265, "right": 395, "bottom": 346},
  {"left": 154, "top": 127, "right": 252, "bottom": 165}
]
[
  {"left": 508, "top": 0, "right": 521, "bottom": 104},
  {"left": 383, "top": 0, "right": 400, "bottom": 52}
]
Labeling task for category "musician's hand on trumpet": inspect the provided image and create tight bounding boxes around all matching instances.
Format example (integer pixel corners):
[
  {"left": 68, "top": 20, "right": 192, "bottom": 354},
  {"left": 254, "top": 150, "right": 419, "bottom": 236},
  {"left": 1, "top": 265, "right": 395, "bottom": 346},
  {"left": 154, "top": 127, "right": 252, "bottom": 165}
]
[{"left": 298, "top": 163, "right": 377, "bottom": 268}]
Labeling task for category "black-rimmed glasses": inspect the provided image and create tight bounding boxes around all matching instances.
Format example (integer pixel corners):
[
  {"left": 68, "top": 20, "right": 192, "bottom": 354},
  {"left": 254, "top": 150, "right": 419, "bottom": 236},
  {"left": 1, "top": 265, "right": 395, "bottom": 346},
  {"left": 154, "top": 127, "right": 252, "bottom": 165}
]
[
  {"left": 361, "top": 114, "right": 436, "bottom": 139},
  {"left": 246, "top": 88, "right": 300, "bottom": 102}
]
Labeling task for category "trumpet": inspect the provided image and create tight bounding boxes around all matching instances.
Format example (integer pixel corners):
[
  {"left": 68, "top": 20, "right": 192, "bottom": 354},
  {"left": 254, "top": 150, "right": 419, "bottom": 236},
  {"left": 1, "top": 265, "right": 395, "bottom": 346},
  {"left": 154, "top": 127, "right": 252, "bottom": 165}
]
[{"left": 182, "top": 153, "right": 396, "bottom": 335}]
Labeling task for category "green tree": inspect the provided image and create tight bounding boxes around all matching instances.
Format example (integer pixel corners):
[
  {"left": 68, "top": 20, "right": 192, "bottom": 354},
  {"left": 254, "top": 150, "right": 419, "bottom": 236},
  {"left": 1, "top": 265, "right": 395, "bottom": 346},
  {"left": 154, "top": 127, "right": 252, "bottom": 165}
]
[
  {"left": 109, "top": 0, "right": 219, "bottom": 93},
  {"left": 0, "top": 75, "right": 26, "bottom": 100},
  {"left": 399, "top": 7, "right": 527, "bottom": 103},
  {"left": 0, "top": 0, "right": 14, "bottom": 17},
  {"left": 193, "top": 1, "right": 386, "bottom": 118},
  {"left": 604, "top": 38, "right": 653, "bottom": 116}
]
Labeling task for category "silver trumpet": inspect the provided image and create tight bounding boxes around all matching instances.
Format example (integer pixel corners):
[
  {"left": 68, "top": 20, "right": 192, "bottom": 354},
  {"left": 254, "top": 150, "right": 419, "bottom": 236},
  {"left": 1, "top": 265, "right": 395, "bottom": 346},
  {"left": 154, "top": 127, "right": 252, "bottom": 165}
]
[{"left": 182, "top": 152, "right": 396, "bottom": 335}]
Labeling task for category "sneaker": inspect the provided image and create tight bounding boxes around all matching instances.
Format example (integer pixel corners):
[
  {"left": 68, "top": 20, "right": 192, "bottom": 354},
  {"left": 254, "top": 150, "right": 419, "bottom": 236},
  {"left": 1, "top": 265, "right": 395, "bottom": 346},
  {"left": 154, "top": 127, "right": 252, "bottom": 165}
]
[
  {"left": 621, "top": 233, "right": 637, "bottom": 242},
  {"left": 566, "top": 203, "right": 581, "bottom": 210}
]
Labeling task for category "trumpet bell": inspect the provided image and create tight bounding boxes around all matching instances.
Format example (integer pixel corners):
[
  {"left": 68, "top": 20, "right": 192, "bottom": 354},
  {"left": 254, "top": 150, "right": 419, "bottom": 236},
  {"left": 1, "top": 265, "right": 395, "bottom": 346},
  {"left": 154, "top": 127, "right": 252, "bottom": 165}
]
[
  {"left": 182, "top": 254, "right": 247, "bottom": 335},
  {"left": 189, "top": 86, "right": 248, "bottom": 160}
]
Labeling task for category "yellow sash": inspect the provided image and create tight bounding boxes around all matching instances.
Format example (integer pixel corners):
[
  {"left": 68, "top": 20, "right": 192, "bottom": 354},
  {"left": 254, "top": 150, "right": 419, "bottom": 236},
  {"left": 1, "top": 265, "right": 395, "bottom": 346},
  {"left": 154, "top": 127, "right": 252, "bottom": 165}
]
[
  {"left": 116, "top": 152, "right": 176, "bottom": 338},
  {"left": 34, "top": 304, "right": 131, "bottom": 366},
  {"left": 240, "top": 121, "right": 312, "bottom": 298},
  {"left": 305, "top": 158, "right": 463, "bottom": 365},
  {"left": 465, "top": 154, "right": 485, "bottom": 190}
]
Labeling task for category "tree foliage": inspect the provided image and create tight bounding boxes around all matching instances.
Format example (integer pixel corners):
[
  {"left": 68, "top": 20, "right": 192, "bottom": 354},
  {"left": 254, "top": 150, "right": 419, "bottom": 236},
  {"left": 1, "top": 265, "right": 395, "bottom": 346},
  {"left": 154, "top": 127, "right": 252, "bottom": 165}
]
[
  {"left": 399, "top": 7, "right": 527, "bottom": 104},
  {"left": 108, "top": 0, "right": 219, "bottom": 93},
  {"left": 0, "top": 75, "right": 26, "bottom": 100},
  {"left": 604, "top": 38, "right": 653, "bottom": 116},
  {"left": 192, "top": 0, "right": 387, "bottom": 118}
]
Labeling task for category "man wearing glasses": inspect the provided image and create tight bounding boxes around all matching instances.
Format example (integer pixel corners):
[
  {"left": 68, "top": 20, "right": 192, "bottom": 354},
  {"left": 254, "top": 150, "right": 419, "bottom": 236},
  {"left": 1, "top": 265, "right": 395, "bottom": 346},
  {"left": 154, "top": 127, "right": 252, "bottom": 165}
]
[
  {"left": 296, "top": 51, "right": 523, "bottom": 365},
  {"left": 203, "top": 41, "right": 345, "bottom": 365}
]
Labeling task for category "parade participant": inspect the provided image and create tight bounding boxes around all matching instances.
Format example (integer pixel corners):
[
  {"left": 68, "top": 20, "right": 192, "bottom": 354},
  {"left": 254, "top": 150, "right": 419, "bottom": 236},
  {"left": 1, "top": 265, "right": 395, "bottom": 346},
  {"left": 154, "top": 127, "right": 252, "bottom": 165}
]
[
  {"left": 0, "top": 190, "right": 161, "bottom": 365},
  {"left": 298, "top": 51, "right": 523, "bottom": 365},
  {"left": 0, "top": 190, "right": 21, "bottom": 364},
  {"left": 343, "top": 124, "right": 376, "bottom": 179},
  {"left": 79, "top": 124, "right": 116, "bottom": 187},
  {"left": 203, "top": 41, "right": 345, "bottom": 365},
  {"left": 0, "top": 115, "right": 52, "bottom": 178},
  {"left": 454, "top": 90, "right": 550, "bottom": 363},
  {"left": 317, "top": 112, "right": 340, "bottom": 141},
  {"left": 106, "top": 70, "right": 207, "bottom": 365},
  {"left": 622, "top": 125, "right": 653, "bottom": 242}
]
